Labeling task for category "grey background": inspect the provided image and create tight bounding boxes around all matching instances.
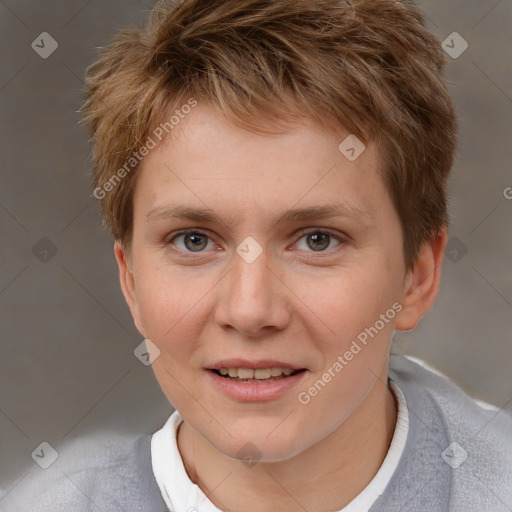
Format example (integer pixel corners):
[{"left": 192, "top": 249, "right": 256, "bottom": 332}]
[{"left": 1, "top": 0, "right": 511, "bottom": 499}]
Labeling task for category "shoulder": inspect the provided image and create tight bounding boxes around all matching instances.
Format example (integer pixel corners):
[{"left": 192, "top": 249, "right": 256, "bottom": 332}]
[
  {"left": 382, "top": 354, "right": 512, "bottom": 511},
  {"left": 389, "top": 353, "right": 512, "bottom": 437},
  {"left": 1, "top": 431, "right": 167, "bottom": 512}
]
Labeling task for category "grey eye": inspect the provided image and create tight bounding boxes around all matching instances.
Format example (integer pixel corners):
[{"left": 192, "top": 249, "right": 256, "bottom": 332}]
[
  {"left": 307, "top": 233, "right": 330, "bottom": 251},
  {"left": 173, "top": 232, "right": 211, "bottom": 252},
  {"left": 184, "top": 233, "right": 208, "bottom": 251},
  {"left": 295, "top": 231, "right": 341, "bottom": 252}
]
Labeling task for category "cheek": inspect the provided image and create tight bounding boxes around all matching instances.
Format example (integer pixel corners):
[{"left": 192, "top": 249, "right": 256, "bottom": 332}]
[
  {"left": 134, "top": 269, "right": 207, "bottom": 404},
  {"left": 295, "top": 266, "right": 397, "bottom": 345},
  {"left": 293, "top": 274, "right": 397, "bottom": 438},
  {"left": 134, "top": 259, "right": 210, "bottom": 339}
]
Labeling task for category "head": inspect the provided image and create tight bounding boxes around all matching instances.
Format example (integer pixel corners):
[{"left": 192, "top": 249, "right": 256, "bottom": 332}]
[{"left": 81, "top": 0, "right": 457, "bottom": 462}]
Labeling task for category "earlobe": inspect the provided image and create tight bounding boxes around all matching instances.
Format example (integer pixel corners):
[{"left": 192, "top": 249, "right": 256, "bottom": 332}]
[
  {"left": 113, "top": 242, "right": 145, "bottom": 336},
  {"left": 395, "top": 229, "right": 448, "bottom": 331}
]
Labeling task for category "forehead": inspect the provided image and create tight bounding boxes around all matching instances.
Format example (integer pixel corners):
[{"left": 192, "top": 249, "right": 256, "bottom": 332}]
[{"left": 134, "top": 102, "right": 390, "bottom": 227}]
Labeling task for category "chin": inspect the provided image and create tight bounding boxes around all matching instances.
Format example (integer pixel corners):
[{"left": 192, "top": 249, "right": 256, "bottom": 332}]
[{"left": 210, "top": 426, "right": 307, "bottom": 465}]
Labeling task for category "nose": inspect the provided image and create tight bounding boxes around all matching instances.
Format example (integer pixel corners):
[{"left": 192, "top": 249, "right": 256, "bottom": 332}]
[{"left": 214, "top": 245, "right": 290, "bottom": 337}]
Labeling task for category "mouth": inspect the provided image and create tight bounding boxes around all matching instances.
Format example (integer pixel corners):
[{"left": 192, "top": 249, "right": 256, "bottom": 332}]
[
  {"left": 205, "top": 359, "right": 309, "bottom": 401},
  {"left": 206, "top": 365, "right": 309, "bottom": 402},
  {"left": 209, "top": 367, "right": 307, "bottom": 383}
]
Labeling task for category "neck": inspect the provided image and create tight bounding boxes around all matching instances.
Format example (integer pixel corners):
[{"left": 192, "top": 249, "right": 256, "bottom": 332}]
[{"left": 177, "top": 370, "right": 397, "bottom": 512}]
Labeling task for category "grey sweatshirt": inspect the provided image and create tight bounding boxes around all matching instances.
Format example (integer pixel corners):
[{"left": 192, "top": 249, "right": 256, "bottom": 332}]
[{"left": 1, "top": 354, "right": 511, "bottom": 511}]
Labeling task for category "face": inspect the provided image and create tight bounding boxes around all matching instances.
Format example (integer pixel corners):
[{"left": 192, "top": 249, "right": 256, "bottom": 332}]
[{"left": 118, "top": 102, "right": 413, "bottom": 462}]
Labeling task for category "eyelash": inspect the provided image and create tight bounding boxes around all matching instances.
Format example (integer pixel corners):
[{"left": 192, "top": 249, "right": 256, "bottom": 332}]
[{"left": 164, "top": 228, "right": 347, "bottom": 256}]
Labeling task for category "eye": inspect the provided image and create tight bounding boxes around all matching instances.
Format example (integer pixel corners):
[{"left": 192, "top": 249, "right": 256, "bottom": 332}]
[
  {"left": 165, "top": 228, "right": 346, "bottom": 256},
  {"left": 168, "top": 230, "right": 214, "bottom": 252},
  {"left": 294, "top": 229, "right": 343, "bottom": 253}
]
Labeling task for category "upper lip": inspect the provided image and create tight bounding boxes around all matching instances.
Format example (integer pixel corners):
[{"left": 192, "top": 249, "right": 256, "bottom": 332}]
[{"left": 207, "top": 359, "right": 306, "bottom": 370}]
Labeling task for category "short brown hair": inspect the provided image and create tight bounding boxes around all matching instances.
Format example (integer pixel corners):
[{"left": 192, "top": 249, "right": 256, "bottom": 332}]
[{"left": 81, "top": 0, "right": 458, "bottom": 271}]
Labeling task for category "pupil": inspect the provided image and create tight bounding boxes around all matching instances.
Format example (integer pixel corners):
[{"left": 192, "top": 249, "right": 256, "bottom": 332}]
[
  {"left": 307, "top": 233, "right": 330, "bottom": 251},
  {"left": 185, "top": 233, "right": 207, "bottom": 252}
]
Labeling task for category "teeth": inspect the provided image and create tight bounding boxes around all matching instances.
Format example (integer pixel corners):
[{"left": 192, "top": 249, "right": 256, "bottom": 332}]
[
  {"left": 217, "top": 367, "right": 297, "bottom": 379},
  {"left": 254, "top": 369, "right": 271, "bottom": 379},
  {"left": 238, "top": 368, "right": 254, "bottom": 379}
]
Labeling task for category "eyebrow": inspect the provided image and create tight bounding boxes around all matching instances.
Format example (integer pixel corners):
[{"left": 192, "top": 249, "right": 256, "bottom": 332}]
[{"left": 145, "top": 203, "right": 373, "bottom": 227}]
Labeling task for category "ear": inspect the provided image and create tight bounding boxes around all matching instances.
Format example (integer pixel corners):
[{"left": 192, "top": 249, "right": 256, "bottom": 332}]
[
  {"left": 395, "top": 228, "right": 448, "bottom": 331},
  {"left": 113, "top": 241, "right": 145, "bottom": 336}
]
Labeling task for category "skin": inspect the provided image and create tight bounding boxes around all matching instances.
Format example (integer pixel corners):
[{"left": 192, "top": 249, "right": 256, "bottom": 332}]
[{"left": 115, "top": 102, "right": 447, "bottom": 511}]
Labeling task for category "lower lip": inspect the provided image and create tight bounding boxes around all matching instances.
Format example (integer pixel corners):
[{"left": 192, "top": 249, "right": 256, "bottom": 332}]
[{"left": 206, "top": 369, "right": 308, "bottom": 402}]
